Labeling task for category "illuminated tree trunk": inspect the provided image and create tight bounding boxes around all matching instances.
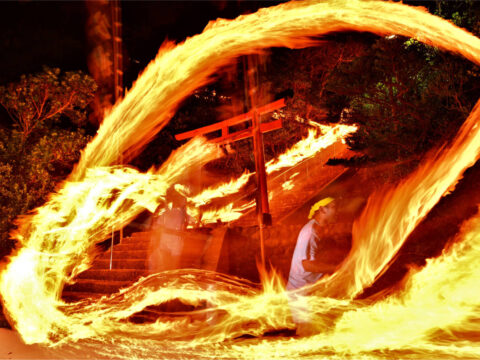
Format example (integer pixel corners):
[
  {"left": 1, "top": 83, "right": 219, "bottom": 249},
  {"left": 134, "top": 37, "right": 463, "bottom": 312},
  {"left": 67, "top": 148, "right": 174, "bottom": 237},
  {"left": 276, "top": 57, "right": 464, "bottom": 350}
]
[{"left": 86, "top": 0, "right": 123, "bottom": 126}]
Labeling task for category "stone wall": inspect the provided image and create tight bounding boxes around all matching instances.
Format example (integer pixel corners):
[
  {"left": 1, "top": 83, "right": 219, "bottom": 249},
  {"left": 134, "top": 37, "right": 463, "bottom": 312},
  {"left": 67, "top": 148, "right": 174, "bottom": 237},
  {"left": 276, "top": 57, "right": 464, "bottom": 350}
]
[{"left": 218, "top": 223, "right": 303, "bottom": 283}]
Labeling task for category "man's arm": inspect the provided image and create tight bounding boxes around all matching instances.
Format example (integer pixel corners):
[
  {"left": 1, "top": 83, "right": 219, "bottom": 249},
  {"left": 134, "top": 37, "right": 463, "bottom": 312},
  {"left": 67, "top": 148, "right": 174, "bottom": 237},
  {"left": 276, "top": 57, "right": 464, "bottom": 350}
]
[{"left": 302, "top": 259, "right": 338, "bottom": 274}]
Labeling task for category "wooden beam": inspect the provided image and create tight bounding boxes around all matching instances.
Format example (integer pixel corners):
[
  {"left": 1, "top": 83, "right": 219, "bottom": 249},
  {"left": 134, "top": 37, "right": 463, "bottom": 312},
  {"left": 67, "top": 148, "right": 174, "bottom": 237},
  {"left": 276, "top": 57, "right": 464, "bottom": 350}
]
[
  {"left": 175, "top": 98, "right": 285, "bottom": 141},
  {"left": 213, "top": 119, "right": 282, "bottom": 143}
]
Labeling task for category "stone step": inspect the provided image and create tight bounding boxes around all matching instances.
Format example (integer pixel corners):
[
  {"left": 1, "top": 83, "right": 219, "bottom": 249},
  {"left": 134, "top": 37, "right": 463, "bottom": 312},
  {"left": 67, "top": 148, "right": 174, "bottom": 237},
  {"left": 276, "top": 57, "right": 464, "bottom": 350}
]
[
  {"left": 98, "top": 250, "right": 149, "bottom": 260},
  {"left": 112, "top": 242, "right": 149, "bottom": 251},
  {"left": 76, "top": 269, "right": 150, "bottom": 281},
  {"left": 122, "top": 232, "right": 151, "bottom": 243},
  {"left": 64, "top": 279, "right": 132, "bottom": 294},
  {"left": 92, "top": 258, "right": 147, "bottom": 270},
  {"left": 122, "top": 231, "right": 207, "bottom": 244}
]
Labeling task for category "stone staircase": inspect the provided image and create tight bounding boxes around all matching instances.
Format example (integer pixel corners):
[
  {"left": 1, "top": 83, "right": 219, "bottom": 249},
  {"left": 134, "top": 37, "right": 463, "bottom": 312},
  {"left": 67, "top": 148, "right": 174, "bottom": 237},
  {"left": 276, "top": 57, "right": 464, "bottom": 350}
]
[
  {"left": 61, "top": 141, "right": 352, "bottom": 303},
  {"left": 62, "top": 228, "right": 225, "bottom": 303},
  {"left": 62, "top": 232, "right": 152, "bottom": 302}
]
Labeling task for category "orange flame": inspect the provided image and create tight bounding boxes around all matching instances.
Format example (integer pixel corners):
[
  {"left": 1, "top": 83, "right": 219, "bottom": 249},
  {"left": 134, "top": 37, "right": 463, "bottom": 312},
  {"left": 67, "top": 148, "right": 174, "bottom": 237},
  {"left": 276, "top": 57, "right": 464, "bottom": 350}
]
[
  {"left": 188, "top": 172, "right": 253, "bottom": 207},
  {"left": 185, "top": 124, "right": 356, "bottom": 224},
  {"left": 1, "top": 1, "right": 480, "bottom": 359},
  {"left": 265, "top": 124, "right": 357, "bottom": 174},
  {"left": 316, "top": 101, "right": 480, "bottom": 300}
]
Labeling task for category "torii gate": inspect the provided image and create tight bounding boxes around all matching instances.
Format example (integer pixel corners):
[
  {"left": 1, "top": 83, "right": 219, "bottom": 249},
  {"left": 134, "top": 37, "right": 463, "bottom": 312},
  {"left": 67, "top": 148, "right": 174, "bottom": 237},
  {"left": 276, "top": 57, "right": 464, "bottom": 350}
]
[
  {"left": 175, "top": 97, "right": 286, "bottom": 265},
  {"left": 174, "top": 98, "right": 284, "bottom": 144}
]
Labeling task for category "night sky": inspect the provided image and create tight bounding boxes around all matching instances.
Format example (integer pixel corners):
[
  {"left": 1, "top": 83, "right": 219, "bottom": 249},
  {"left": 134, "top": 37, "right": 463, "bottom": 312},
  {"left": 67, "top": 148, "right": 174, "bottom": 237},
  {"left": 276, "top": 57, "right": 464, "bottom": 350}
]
[{"left": 0, "top": 1, "right": 285, "bottom": 87}]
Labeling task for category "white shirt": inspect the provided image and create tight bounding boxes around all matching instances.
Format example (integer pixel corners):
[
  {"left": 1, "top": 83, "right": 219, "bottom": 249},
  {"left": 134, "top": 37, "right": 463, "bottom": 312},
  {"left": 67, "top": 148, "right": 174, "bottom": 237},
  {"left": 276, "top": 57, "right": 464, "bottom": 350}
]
[{"left": 286, "top": 219, "right": 324, "bottom": 290}]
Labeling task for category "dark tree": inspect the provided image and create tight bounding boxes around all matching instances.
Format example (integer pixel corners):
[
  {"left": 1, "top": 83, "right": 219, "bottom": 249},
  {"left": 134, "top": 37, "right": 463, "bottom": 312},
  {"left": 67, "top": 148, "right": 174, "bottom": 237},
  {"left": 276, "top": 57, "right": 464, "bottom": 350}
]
[
  {"left": 324, "top": 22, "right": 480, "bottom": 165},
  {"left": 0, "top": 68, "right": 95, "bottom": 257},
  {"left": 0, "top": 66, "right": 96, "bottom": 144}
]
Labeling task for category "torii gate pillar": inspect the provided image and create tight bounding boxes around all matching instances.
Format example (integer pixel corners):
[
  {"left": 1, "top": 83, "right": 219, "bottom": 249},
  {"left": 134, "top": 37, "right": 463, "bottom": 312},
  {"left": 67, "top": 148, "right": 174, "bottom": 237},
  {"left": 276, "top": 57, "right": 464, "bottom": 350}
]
[{"left": 246, "top": 54, "right": 271, "bottom": 268}]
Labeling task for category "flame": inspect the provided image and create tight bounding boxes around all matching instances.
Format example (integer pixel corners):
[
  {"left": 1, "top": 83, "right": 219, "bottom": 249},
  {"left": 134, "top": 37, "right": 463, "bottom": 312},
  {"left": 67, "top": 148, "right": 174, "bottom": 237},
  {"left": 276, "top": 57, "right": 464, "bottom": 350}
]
[
  {"left": 188, "top": 172, "right": 253, "bottom": 207},
  {"left": 0, "top": 137, "right": 219, "bottom": 343},
  {"left": 184, "top": 124, "right": 355, "bottom": 224},
  {"left": 265, "top": 124, "right": 357, "bottom": 174},
  {"left": 190, "top": 200, "right": 256, "bottom": 225},
  {"left": 315, "top": 101, "right": 480, "bottom": 300},
  {"left": 281, "top": 179, "right": 294, "bottom": 191},
  {"left": 1, "top": 0, "right": 480, "bottom": 358}
]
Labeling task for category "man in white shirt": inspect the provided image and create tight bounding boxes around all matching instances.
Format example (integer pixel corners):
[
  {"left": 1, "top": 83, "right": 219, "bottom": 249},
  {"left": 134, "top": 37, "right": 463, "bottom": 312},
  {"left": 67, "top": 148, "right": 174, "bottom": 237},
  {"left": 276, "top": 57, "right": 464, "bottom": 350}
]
[{"left": 287, "top": 197, "right": 339, "bottom": 336}]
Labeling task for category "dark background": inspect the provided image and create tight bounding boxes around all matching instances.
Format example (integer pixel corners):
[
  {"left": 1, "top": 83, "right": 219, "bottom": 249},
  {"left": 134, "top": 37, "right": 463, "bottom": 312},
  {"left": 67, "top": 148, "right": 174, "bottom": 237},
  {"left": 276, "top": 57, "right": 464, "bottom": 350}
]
[{"left": 0, "top": 1, "right": 286, "bottom": 86}]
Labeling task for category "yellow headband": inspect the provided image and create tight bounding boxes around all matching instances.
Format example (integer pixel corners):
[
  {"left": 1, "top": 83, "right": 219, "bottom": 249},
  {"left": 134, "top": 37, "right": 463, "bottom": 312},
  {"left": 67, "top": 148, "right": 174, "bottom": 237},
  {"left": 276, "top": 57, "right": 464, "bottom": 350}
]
[{"left": 308, "top": 197, "right": 334, "bottom": 219}]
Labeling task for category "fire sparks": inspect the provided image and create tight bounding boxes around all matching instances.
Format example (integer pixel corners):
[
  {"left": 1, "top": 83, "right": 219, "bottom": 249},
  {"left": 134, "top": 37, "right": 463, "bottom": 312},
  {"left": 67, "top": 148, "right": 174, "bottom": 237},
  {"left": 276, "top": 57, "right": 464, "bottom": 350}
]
[{"left": 1, "top": 0, "right": 480, "bottom": 359}]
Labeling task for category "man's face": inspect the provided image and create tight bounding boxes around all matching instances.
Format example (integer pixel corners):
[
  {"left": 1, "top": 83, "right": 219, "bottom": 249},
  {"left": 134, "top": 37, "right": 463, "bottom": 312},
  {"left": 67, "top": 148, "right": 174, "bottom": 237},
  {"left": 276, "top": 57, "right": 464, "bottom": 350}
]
[{"left": 314, "top": 205, "right": 335, "bottom": 225}]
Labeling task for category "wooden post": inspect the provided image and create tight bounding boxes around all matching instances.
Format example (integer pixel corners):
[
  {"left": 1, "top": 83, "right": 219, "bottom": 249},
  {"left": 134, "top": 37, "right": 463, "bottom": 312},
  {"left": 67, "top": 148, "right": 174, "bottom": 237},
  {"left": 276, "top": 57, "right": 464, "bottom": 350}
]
[
  {"left": 110, "top": 0, "right": 123, "bottom": 270},
  {"left": 252, "top": 109, "right": 270, "bottom": 218},
  {"left": 113, "top": 0, "right": 123, "bottom": 244},
  {"left": 112, "top": 0, "right": 123, "bottom": 101},
  {"left": 246, "top": 55, "right": 271, "bottom": 269}
]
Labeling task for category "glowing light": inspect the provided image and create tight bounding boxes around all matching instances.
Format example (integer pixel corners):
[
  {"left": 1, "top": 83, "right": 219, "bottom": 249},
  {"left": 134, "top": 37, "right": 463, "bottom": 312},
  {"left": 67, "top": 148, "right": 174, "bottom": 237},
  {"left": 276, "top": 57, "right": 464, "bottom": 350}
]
[
  {"left": 1, "top": 1, "right": 480, "bottom": 359},
  {"left": 282, "top": 180, "right": 294, "bottom": 191},
  {"left": 185, "top": 124, "right": 355, "bottom": 224},
  {"left": 265, "top": 124, "right": 357, "bottom": 175},
  {"left": 188, "top": 172, "right": 253, "bottom": 207}
]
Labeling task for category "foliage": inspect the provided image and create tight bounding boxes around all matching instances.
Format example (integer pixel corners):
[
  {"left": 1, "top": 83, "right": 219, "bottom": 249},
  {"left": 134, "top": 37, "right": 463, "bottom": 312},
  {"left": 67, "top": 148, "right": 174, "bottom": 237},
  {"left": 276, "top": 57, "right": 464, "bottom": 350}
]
[
  {"left": 324, "top": 31, "right": 480, "bottom": 163},
  {"left": 0, "top": 128, "right": 91, "bottom": 256},
  {"left": 431, "top": 0, "right": 480, "bottom": 33},
  {"left": 0, "top": 67, "right": 95, "bottom": 257},
  {"left": 0, "top": 66, "right": 96, "bottom": 143},
  {"left": 263, "top": 35, "right": 369, "bottom": 125}
]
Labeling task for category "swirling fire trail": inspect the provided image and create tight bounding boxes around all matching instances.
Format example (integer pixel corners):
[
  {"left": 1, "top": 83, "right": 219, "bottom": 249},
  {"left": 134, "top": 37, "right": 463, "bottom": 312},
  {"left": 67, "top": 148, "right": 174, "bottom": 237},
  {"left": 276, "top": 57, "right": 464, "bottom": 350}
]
[{"left": 2, "top": 0, "right": 480, "bottom": 359}]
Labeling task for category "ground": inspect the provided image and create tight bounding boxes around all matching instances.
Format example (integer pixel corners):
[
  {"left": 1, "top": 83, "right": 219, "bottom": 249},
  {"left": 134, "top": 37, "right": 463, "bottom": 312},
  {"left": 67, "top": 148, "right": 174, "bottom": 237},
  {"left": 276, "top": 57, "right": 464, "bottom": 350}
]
[{"left": 0, "top": 329, "right": 57, "bottom": 359}]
